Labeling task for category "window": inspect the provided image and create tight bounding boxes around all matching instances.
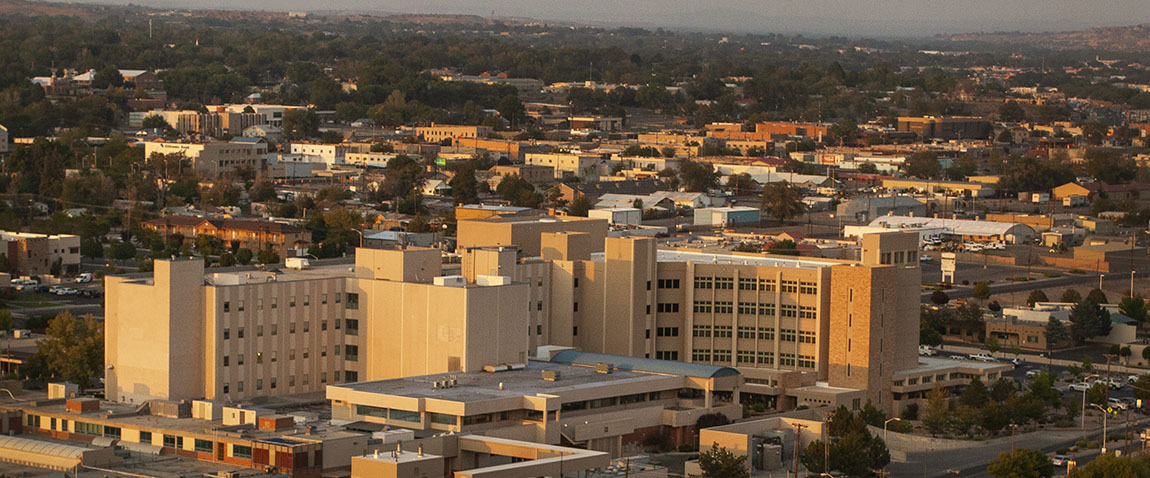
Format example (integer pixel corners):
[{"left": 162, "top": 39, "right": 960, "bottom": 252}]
[
  {"left": 290, "top": 322, "right": 296, "bottom": 333},
  {"left": 223, "top": 356, "right": 229, "bottom": 366},
  {"left": 290, "top": 296, "right": 296, "bottom": 307},
  {"left": 799, "top": 331, "right": 816, "bottom": 344},
  {"left": 780, "top": 329, "right": 796, "bottom": 342},
  {"left": 139, "top": 431, "right": 152, "bottom": 444},
  {"left": 335, "top": 345, "right": 341, "bottom": 355},
  {"left": 574, "top": 278, "right": 579, "bottom": 288},
  {"left": 429, "top": 413, "right": 456, "bottom": 426},
  {"left": 647, "top": 280, "right": 651, "bottom": 290},
  {"left": 163, "top": 435, "right": 177, "bottom": 448},
  {"left": 693, "top": 325, "right": 712, "bottom": 337},
  {"left": 346, "top": 293, "right": 359, "bottom": 309},
  {"left": 303, "top": 321, "right": 309, "bottom": 332},
  {"left": 758, "top": 327, "right": 775, "bottom": 340},
  {"left": 345, "top": 345, "right": 359, "bottom": 361},
  {"left": 713, "top": 301, "right": 733, "bottom": 314},
  {"left": 737, "top": 326, "right": 756, "bottom": 339},
  {"left": 233, "top": 444, "right": 252, "bottom": 459},
  {"left": 223, "top": 301, "right": 230, "bottom": 313},
  {"left": 759, "top": 279, "right": 776, "bottom": 291},
  {"left": 237, "top": 327, "right": 244, "bottom": 339},
  {"left": 271, "top": 324, "right": 277, "bottom": 335},
  {"left": 223, "top": 384, "right": 229, "bottom": 394},
  {"left": 237, "top": 354, "right": 244, "bottom": 365},
  {"left": 780, "top": 305, "right": 798, "bottom": 318},
  {"left": 194, "top": 439, "right": 213, "bottom": 453},
  {"left": 714, "top": 277, "right": 733, "bottom": 289},
  {"left": 758, "top": 303, "right": 775, "bottom": 316},
  {"left": 646, "top": 305, "right": 651, "bottom": 315},
  {"left": 1027, "top": 335, "right": 1039, "bottom": 343},
  {"left": 270, "top": 351, "right": 277, "bottom": 362},
  {"left": 573, "top": 302, "right": 579, "bottom": 312},
  {"left": 656, "top": 351, "right": 679, "bottom": 360},
  {"left": 304, "top": 295, "right": 310, "bottom": 306},
  {"left": 881, "top": 252, "right": 892, "bottom": 265},
  {"left": 322, "top": 293, "right": 328, "bottom": 304},
  {"left": 271, "top": 298, "right": 278, "bottom": 309},
  {"left": 779, "top": 353, "right": 796, "bottom": 367},
  {"left": 694, "top": 277, "right": 713, "bottom": 289},
  {"left": 237, "top": 381, "right": 244, "bottom": 392},
  {"left": 713, "top": 325, "right": 732, "bottom": 338},
  {"left": 270, "top": 378, "right": 277, "bottom": 389},
  {"left": 289, "top": 376, "right": 296, "bottom": 386},
  {"left": 657, "top": 327, "right": 679, "bottom": 337},
  {"left": 692, "top": 349, "right": 712, "bottom": 361},
  {"left": 256, "top": 379, "right": 263, "bottom": 390},
  {"left": 693, "top": 301, "right": 712, "bottom": 313},
  {"left": 257, "top": 325, "right": 263, "bottom": 337},
  {"left": 257, "top": 298, "right": 264, "bottom": 310},
  {"left": 657, "top": 303, "right": 680, "bottom": 313},
  {"left": 573, "top": 326, "right": 578, "bottom": 336},
  {"left": 321, "top": 372, "right": 328, "bottom": 383},
  {"left": 345, "top": 318, "right": 359, "bottom": 335},
  {"left": 257, "top": 352, "right": 263, "bottom": 364},
  {"left": 799, "top": 282, "right": 818, "bottom": 295},
  {"left": 738, "top": 302, "right": 757, "bottom": 315},
  {"left": 223, "top": 328, "right": 229, "bottom": 340},
  {"left": 799, "top": 306, "right": 816, "bottom": 319},
  {"left": 336, "top": 293, "right": 341, "bottom": 303},
  {"left": 537, "top": 301, "right": 543, "bottom": 311},
  {"left": 322, "top": 320, "right": 328, "bottom": 331},
  {"left": 757, "top": 352, "right": 774, "bottom": 365},
  {"left": 658, "top": 279, "right": 680, "bottom": 289},
  {"left": 738, "top": 278, "right": 758, "bottom": 290},
  {"left": 303, "top": 348, "right": 309, "bottom": 359},
  {"left": 713, "top": 349, "right": 732, "bottom": 361},
  {"left": 737, "top": 351, "right": 755, "bottom": 364},
  {"left": 238, "top": 300, "right": 245, "bottom": 311},
  {"left": 781, "top": 280, "right": 798, "bottom": 293},
  {"left": 335, "top": 318, "right": 341, "bottom": 329},
  {"left": 798, "top": 355, "right": 816, "bottom": 368}
]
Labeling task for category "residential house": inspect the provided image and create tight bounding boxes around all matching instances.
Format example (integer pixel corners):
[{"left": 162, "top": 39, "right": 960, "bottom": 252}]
[{"left": 141, "top": 216, "right": 311, "bottom": 257}]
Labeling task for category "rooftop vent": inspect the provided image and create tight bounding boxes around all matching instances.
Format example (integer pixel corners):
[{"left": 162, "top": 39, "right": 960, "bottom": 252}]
[
  {"left": 595, "top": 362, "right": 612, "bottom": 374},
  {"left": 542, "top": 370, "right": 561, "bottom": 382}
]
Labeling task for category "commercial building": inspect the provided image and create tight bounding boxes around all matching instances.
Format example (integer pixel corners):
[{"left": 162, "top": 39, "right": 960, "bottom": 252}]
[
  {"left": 897, "top": 116, "right": 992, "bottom": 139},
  {"left": 881, "top": 178, "right": 996, "bottom": 197},
  {"left": 693, "top": 207, "right": 761, "bottom": 227},
  {"left": 290, "top": 143, "right": 352, "bottom": 167},
  {"left": 525, "top": 153, "right": 603, "bottom": 180},
  {"left": 141, "top": 216, "right": 311, "bottom": 257},
  {"left": 415, "top": 125, "right": 491, "bottom": 144},
  {"left": 754, "top": 121, "right": 831, "bottom": 141},
  {"left": 986, "top": 306, "right": 1074, "bottom": 351},
  {"left": 569, "top": 116, "right": 623, "bottom": 132},
  {"left": 861, "top": 216, "right": 1037, "bottom": 244},
  {"left": 146, "top": 109, "right": 268, "bottom": 138},
  {"left": 836, "top": 196, "right": 926, "bottom": 223},
  {"left": 328, "top": 350, "right": 743, "bottom": 455},
  {"left": 0, "top": 232, "right": 80, "bottom": 276},
  {"left": 106, "top": 247, "right": 529, "bottom": 404},
  {"left": 486, "top": 164, "right": 555, "bottom": 187},
  {"left": 143, "top": 139, "right": 267, "bottom": 179}
]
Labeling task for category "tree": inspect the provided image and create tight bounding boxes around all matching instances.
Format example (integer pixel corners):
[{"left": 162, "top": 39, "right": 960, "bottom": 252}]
[
  {"left": 567, "top": 194, "right": 591, "bottom": 217},
  {"left": 1069, "top": 300, "right": 1112, "bottom": 344},
  {"left": 767, "top": 240, "right": 800, "bottom": 256},
  {"left": 1086, "top": 288, "right": 1108, "bottom": 305},
  {"left": 1061, "top": 289, "right": 1083, "bottom": 304},
  {"left": 1068, "top": 453, "right": 1150, "bottom": 478},
  {"left": 496, "top": 174, "right": 542, "bottom": 208},
  {"left": 1045, "top": 318, "right": 1069, "bottom": 349},
  {"left": 0, "top": 309, "right": 13, "bottom": 332},
  {"left": 235, "top": 248, "right": 253, "bottom": 265},
  {"left": 973, "top": 281, "right": 992, "bottom": 301},
  {"left": 998, "top": 102, "right": 1026, "bottom": 122},
  {"left": 282, "top": 109, "right": 319, "bottom": 140},
  {"left": 257, "top": 249, "right": 279, "bottom": 265},
  {"left": 498, "top": 94, "right": 526, "bottom": 129},
  {"left": 830, "top": 119, "right": 857, "bottom": 144},
  {"left": 986, "top": 336, "right": 1001, "bottom": 356},
  {"left": 1087, "top": 382, "right": 1108, "bottom": 405},
  {"left": 1122, "top": 346, "right": 1133, "bottom": 364},
  {"left": 961, "top": 377, "right": 989, "bottom": 408},
  {"left": 800, "top": 406, "right": 890, "bottom": 477},
  {"left": 698, "top": 443, "right": 749, "bottom": 478},
  {"left": 987, "top": 449, "right": 1053, "bottom": 478},
  {"left": 1135, "top": 375, "right": 1150, "bottom": 403},
  {"left": 1144, "top": 347, "right": 1150, "bottom": 366},
  {"left": 905, "top": 151, "right": 941, "bottom": 179},
  {"left": 107, "top": 240, "right": 137, "bottom": 260},
  {"left": 922, "top": 385, "right": 949, "bottom": 436},
  {"left": 28, "top": 312, "right": 104, "bottom": 387},
  {"left": 448, "top": 162, "right": 480, "bottom": 205},
  {"left": 1120, "top": 295, "right": 1148, "bottom": 322},
  {"left": 760, "top": 182, "right": 804, "bottom": 224},
  {"left": 930, "top": 290, "right": 950, "bottom": 305},
  {"left": 727, "top": 173, "right": 757, "bottom": 197},
  {"left": 1027, "top": 290, "right": 1048, "bottom": 306},
  {"left": 679, "top": 160, "right": 718, "bottom": 192}
]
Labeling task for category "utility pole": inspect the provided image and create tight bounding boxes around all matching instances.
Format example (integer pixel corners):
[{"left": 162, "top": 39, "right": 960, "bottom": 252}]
[
  {"left": 1104, "top": 353, "right": 1117, "bottom": 403},
  {"left": 792, "top": 422, "right": 808, "bottom": 477}
]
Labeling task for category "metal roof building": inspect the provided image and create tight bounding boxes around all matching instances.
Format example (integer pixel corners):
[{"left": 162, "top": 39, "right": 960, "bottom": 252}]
[{"left": 866, "top": 215, "right": 1037, "bottom": 244}]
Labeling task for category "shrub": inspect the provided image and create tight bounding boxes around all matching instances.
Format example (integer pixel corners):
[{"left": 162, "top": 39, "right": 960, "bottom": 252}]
[{"left": 901, "top": 403, "right": 919, "bottom": 420}]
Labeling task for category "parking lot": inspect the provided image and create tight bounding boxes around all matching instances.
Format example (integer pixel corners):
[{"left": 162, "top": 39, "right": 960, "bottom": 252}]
[{"left": 6, "top": 277, "right": 105, "bottom": 323}]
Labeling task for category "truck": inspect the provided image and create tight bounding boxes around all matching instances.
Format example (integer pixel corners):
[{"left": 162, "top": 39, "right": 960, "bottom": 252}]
[
  {"left": 1031, "top": 192, "right": 1050, "bottom": 203},
  {"left": 1063, "top": 195, "right": 1087, "bottom": 207}
]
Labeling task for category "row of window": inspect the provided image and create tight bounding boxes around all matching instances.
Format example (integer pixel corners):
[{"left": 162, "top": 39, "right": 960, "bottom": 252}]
[
  {"left": 223, "top": 343, "right": 352, "bottom": 367},
  {"left": 220, "top": 371, "right": 355, "bottom": 394},
  {"left": 691, "top": 301, "right": 816, "bottom": 318},
  {"left": 223, "top": 318, "right": 349, "bottom": 340},
  {"left": 222, "top": 293, "right": 340, "bottom": 313},
  {"left": 693, "top": 325, "right": 807, "bottom": 343}
]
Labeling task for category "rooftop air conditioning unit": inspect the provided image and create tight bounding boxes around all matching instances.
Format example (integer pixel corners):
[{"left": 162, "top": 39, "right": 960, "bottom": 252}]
[{"left": 595, "top": 363, "right": 612, "bottom": 374}]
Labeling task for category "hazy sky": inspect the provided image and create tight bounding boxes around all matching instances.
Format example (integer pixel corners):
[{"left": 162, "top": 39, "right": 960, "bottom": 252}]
[{"left": 66, "top": 0, "right": 1150, "bottom": 37}]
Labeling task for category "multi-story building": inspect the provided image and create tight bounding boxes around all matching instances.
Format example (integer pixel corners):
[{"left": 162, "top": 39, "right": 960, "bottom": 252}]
[
  {"left": 414, "top": 125, "right": 490, "bottom": 144},
  {"left": 897, "top": 116, "right": 992, "bottom": 140},
  {"left": 143, "top": 139, "right": 266, "bottom": 179},
  {"left": 105, "top": 247, "right": 529, "bottom": 404},
  {"left": 146, "top": 110, "right": 268, "bottom": 138},
  {"left": 140, "top": 216, "right": 312, "bottom": 257},
  {"left": 0, "top": 232, "right": 80, "bottom": 276},
  {"left": 290, "top": 143, "right": 351, "bottom": 167}
]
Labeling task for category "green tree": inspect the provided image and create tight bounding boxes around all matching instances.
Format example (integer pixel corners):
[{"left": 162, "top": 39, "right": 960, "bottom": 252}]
[
  {"left": 0, "top": 309, "right": 13, "bottom": 332},
  {"left": 698, "top": 443, "right": 749, "bottom": 478},
  {"left": 107, "top": 240, "right": 137, "bottom": 260},
  {"left": 1121, "top": 345, "right": 1133, "bottom": 364},
  {"left": 961, "top": 377, "right": 989, "bottom": 408},
  {"left": 1134, "top": 375, "right": 1150, "bottom": 402},
  {"left": 28, "top": 312, "right": 104, "bottom": 388},
  {"left": 567, "top": 194, "right": 591, "bottom": 217},
  {"left": 257, "top": 249, "right": 279, "bottom": 265},
  {"left": 760, "top": 182, "right": 804, "bottom": 225},
  {"left": 998, "top": 102, "right": 1026, "bottom": 122},
  {"left": 496, "top": 174, "right": 542, "bottom": 208},
  {"left": 922, "top": 385, "right": 949, "bottom": 436},
  {"left": 1045, "top": 318, "right": 1069, "bottom": 349},
  {"left": 905, "top": 151, "right": 942, "bottom": 179},
  {"left": 988, "top": 449, "right": 1053, "bottom": 478},
  {"left": 1027, "top": 290, "right": 1049, "bottom": 306},
  {"left": 986, "top": 336, "right": 1001, "bottom": 356},
  {"left": 679, "top": 160, "right": 718, "bottom": 192},
  {"left": 1061, "top": 289, "right": 1083, "bottom": 303},
  {"left": 973, "top": 281, "right": 992, "bottom": 301},
  {"left": 1086, "top": 288, "right": 1108, "bottom": 305},
  {"left": 448, "top": 161, "right": 480, "bottom": 205},
  {"left": 498, "top": 94, "right": 526, "bottom": 129},
  {"left": 1069, "top": 300, "right": 1112, "bottom": 344},
  {"left": 1120, "top": 296, "right": 1148, "bottom": 322},
  {"left": 235, "top": 248, "right": 253, "bottom": 265},
  {"left": 1087, "top": 382, "right": 1108, "bottom": 405},
  {"left": 282, "top": 109, "right": 319, "bottom": 140},
  {"left": 800, "top": 406, "right": 890, "bottom": 477},
  {"left": 1068, "top": 453, "right": 1150, "bottom": 478}
]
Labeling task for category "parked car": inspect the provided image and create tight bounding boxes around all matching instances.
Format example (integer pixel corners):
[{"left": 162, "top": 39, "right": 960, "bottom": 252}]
[
  {"left": 75, "top": 273, "right": 93, "bottom": 283},
  {"left": 1007, "top": 357, "right": 1023, "bottom": 366},
  {"left": 1069, "top": 382, "right": 1092, "bottom": 392},
  {"left": 34, "top": 285, "right": 51, "bottom": 294},
  {"left": 1026, "top": 370, "right": 1043, "bottom": 379},
  {"left": 919, "top": 345, "right": 937, "bottom": 356},
  {"left": 1109, "top": 398, "right": 1129, "bottom": 411},
  {"left": 968, "top": 353, "right": 997, "bottom": 362},
  {"left": 1051, "top": 455, "right": 1070, "bottom": 467},
  {"left": 920, "top": 254, "right": 934, "bottom": 262},
  {"left": 54, "top": 287, "right": 78, "bottom": 296}
]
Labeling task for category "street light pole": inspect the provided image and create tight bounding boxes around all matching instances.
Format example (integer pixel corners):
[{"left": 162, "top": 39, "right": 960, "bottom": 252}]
[{"left": 1010, "top": 424, "right": 1019, "bottom": 455}]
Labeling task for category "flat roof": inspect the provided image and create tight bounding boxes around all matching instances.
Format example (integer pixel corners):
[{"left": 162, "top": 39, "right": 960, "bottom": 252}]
[
  {"left": 651, "top": 249, "right": 836, "bottom": 269},
  {"left": 328, "top": 361, "right": 672, "bottom": 404},
  {"left": 549, "top": 350, "right": 739, "bottom": 379},
  {"left": 867, "top": 216, "right": 1033, "bottom": 236},
  {"left": 897, "top": 356, "right": 1012, "bottom": 376}
]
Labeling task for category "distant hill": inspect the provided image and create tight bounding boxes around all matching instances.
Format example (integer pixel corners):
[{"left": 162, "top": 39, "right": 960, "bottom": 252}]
[
  {"left": 946, "top": 24, "right": 1150, "bottom": 52},
  {"left": 0, "top": 0, "right": 98, "bottom": 17}
]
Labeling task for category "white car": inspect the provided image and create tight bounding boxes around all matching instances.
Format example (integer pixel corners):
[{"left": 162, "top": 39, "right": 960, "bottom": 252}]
[
  {"left": 919, "top": 345, "right": 937, "bottom": 356},
  {"left": 1068, "top": 382, "right": 1091, "bottom": 392},
  {"left": 920, "top": 254, "right": 934, "bottom": 262},
  {"left": 1108, "top": 398, "right": 1129, "bottom": 411},
  {"left": 75, "top": 273, "right": 93, "bottom": 283},
  {"left": 968, "top": 353, "right": 996, "bottom": 362}
]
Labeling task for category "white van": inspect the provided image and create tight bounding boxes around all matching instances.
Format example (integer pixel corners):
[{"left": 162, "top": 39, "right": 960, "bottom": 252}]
[{"left": 918, "top": 345, "right": 937, "bottom": 356}]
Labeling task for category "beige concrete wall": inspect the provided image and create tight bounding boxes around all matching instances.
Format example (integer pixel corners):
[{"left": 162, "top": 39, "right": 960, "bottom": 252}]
[
  {"left": 356, "top": 247, "right": 441, "bottom": 283},
  {"left": 456, "top": 217, "right": 608, "bottom": 258}
]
